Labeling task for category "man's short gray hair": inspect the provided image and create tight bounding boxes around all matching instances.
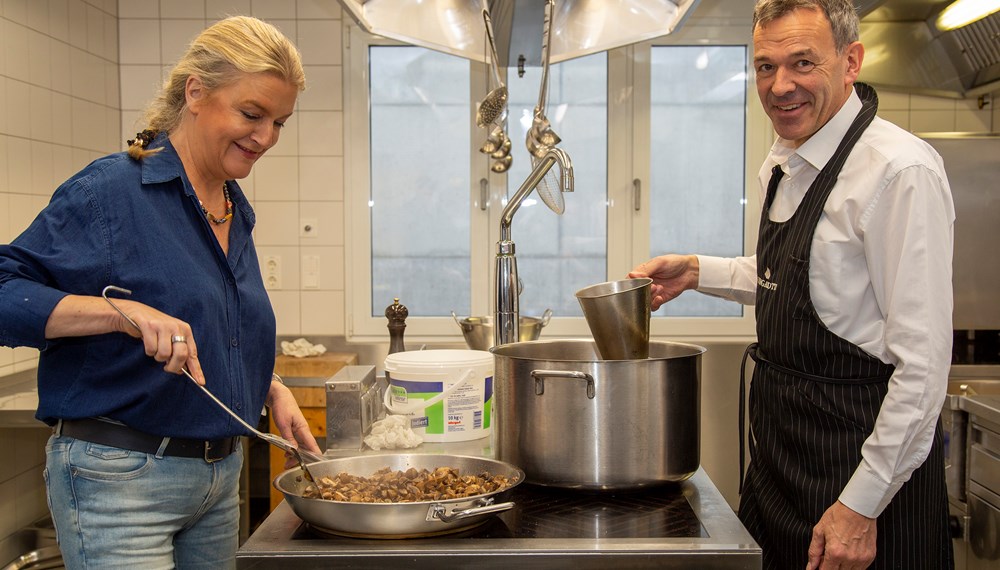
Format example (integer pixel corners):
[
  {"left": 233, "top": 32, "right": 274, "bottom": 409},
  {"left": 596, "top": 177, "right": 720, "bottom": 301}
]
[{"left": 752, "top": 0, "right": 860, "bottom": 53}]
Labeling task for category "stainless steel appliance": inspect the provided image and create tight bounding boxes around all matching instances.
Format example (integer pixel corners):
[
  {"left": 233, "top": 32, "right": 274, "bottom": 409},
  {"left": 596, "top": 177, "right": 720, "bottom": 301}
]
[
  {"left": 960, "top": 394, "right": 1000, "bottom": 569},
  {"left": 324, "top": 365, "right": 384, "bottom": 452},
  {"left": 237, "top": 466, "right": 760, "bottom": 568},
  {"left": 922, "top": 132, "right": 1000, "bottom": 569}
]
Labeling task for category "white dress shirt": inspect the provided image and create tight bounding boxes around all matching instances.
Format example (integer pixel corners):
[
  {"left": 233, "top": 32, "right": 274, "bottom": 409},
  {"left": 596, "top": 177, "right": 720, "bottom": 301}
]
[{"left": 697, "top": 89, "right": 956, "bottom": 518}]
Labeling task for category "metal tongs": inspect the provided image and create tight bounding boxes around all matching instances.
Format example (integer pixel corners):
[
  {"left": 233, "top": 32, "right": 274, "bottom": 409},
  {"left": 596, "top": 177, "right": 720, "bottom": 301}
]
[{"left": 101, "top": 285, "right": 324, "bottom": 480}]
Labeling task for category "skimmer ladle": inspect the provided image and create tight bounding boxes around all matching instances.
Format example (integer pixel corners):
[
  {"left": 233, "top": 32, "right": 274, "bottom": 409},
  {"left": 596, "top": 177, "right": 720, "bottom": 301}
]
[
  {"left": 100, "top": 285, "right": 325, "bottom": 474},
  {"left": 476, "top": 9, "right": 508, "bottom": 129}
]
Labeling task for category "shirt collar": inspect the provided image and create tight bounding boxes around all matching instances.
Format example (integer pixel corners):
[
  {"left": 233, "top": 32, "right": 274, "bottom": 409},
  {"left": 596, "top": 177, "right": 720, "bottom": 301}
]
[
  {"left": 779, "top": 88, "right": 862, "bottom": 171},
  {"left": 139, "top": 133, "right": 189, "bottom": 191}
]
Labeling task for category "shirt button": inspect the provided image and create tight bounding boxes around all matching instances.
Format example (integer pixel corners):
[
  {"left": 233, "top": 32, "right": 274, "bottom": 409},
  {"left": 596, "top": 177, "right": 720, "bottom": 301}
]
[
  {"left": 235, "top": 403, "right": 242, "bottom": 410},
  {"left": 231, "top": 338, "right": 239, "bottom": 347}
]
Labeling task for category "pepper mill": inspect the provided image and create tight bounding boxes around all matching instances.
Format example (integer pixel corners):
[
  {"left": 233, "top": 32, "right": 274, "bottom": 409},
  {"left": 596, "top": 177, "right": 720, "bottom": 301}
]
[{"left": 385, "top": 298, "right": 408, "bottom": 355}]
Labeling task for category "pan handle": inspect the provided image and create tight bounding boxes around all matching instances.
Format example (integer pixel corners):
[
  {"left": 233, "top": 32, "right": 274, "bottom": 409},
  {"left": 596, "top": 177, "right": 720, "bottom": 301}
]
[
  {"left": 530, "top": 369, "right": 596, "bottom": 399},
  {"left": 426, "top": 500, "right": 515, "bottom": 523}
]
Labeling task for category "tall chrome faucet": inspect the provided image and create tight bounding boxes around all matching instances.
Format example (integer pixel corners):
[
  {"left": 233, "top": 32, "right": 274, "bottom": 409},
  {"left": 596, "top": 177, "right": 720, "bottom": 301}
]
[{"left": 494, "top": 147, "right": 574, "bottom": 347}]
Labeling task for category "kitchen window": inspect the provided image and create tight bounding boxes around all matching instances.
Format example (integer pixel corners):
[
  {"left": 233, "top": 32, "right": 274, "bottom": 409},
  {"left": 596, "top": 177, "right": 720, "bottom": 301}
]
[{"left": 346, "top": 26, "right": 762, "bottom": 342}]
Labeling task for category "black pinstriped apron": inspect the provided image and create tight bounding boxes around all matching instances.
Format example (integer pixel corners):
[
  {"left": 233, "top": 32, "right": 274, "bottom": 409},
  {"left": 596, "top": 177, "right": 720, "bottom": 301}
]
[{"left": 738, "top": 83, "right": 952, "bottom": 569}]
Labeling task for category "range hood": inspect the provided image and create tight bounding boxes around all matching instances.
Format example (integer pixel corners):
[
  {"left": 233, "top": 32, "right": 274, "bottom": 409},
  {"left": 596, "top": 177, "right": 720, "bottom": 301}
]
[
  {"left": 857, "top": 0, "right": 1000, "bottom": 98},
  {"left": 335, "top": 0, "right": 701, "bottom": 67}
]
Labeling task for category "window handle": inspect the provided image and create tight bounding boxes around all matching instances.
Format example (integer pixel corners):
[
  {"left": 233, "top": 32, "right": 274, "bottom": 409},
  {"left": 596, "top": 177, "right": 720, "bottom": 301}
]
[
  {"left": 480, "top": 178, "right": 488, "bottom": 211},
  {"left": 633, "top": 178, "right": 642, "bottom": 211}
]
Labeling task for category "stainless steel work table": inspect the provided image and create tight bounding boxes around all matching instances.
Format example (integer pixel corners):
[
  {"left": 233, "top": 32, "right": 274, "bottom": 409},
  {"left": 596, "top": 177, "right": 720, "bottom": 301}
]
[{"left": 237, "top": 466, "right": 761, "bottom": 569}]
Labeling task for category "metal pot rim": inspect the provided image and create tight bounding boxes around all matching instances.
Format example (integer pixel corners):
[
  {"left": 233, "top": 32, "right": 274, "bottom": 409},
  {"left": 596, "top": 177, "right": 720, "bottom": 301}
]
[{"left": 490, "top": 338, "right": 706, "bottom": 362}]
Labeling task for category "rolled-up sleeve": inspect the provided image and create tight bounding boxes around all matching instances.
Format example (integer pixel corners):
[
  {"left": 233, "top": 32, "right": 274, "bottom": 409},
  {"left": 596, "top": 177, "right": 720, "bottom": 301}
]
[{"left": 0, "top": 180, "right": 108, "bottom": 348}]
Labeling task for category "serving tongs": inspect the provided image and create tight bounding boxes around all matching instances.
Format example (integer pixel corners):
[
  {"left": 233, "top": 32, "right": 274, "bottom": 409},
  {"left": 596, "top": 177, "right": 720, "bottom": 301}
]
[{"left": 101, "top": 285, "right": 324, "bottom": 480}]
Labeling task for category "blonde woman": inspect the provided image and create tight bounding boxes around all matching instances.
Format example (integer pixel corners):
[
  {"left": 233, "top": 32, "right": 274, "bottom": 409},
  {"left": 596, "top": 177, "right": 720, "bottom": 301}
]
[{"left": 0, "top": 17, "right": 319, "bottom": 568}]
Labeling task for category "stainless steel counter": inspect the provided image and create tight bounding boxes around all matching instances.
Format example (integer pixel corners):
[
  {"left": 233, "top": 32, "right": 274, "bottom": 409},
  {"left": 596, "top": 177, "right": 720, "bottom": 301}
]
[
  {"left": 237, "top": 467, "right": 761, "bottom": 569},
  {"left": 961, "top": 395, "right": 1000, "bottom": 430},
  {"left": 0, "top": 369, "right": 43, "bottom": 428}
]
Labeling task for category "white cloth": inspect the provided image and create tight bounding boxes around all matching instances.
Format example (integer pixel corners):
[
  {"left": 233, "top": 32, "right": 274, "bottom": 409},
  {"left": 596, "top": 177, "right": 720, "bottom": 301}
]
[
  {"left": 280, "top": 338, "right": 327, "bottom": 358},
  {"left": 363, "top": 414, "right": 423, "bottom": 450},
  {"left": 697, "top": 89, "right": 955, "bottom": 518}
]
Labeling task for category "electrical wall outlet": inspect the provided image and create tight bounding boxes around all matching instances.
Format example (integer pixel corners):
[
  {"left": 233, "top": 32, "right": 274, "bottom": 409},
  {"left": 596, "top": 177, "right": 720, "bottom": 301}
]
[
  {"left": 264, "top": 255, "right": 281, "bottom": 289},
  {"left": 303, "top": 255, "right": 320, "bottom": 289}
]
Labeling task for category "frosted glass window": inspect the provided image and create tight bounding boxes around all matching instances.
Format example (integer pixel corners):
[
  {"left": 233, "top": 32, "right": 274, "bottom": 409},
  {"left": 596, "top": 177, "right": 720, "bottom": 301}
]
[
  {"left": 649, "top": 46, "right": 747, "bottom": 317},
  {"left": 505, "top": 52, "right": 608, "bottom": 318},
  {"left": 369, "top": 47, "right": 471, "bottom": 317}
]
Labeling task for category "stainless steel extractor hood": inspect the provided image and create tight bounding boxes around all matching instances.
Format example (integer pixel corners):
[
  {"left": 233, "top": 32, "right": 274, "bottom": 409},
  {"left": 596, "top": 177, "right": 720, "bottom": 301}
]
[
  {"left": 336, "top": 0, "right": 701, "bottom": 67},
  {"left": 857, "top": 0, "right": 1000, "bottom": 98}
]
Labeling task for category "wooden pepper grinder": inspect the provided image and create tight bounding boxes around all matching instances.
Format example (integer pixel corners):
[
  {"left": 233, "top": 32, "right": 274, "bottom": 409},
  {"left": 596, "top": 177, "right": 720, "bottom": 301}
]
[{"left": 385, "top": 298, "right": 408, "bottom": 355}]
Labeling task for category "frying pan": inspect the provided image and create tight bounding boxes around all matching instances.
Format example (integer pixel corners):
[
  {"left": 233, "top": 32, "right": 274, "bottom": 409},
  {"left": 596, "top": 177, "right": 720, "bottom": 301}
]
[{"left": 273, "top": 453, "right": 524, "bottom": 538}]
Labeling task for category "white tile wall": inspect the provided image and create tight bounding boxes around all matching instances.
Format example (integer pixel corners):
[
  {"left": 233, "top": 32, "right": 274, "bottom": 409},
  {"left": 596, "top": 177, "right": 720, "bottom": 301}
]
[{"left": 0, "top": 0, "right": 120, "bottom": 544}]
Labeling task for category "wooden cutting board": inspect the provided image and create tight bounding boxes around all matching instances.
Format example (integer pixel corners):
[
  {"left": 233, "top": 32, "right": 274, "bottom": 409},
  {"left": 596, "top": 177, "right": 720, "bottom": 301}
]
[{"left": 273, "top": 352, "right": 358, "bottom": 378}]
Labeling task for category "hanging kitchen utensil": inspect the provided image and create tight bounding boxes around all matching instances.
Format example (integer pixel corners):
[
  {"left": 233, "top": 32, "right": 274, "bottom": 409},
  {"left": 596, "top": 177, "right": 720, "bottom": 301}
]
[
  {"left": 491, "top": 154, "right": 513, "bottom": 173},
  {"left": 475, "top": 8, "right": 508, "bottom": 130},
  {"left": 527, "top": 0, "right": 559, "bottom": 158},
  {"left": 490, "top": 133, "right": 511, "bottom": 159},
  {"left": 100, "top": 285, "right": 326, "bottom": 467},
  {"left": 480, "top": 126, "right": 504, "bottom": 154},
  {"left": 527, "top": 0, "right": 564, "bottom": 214}
]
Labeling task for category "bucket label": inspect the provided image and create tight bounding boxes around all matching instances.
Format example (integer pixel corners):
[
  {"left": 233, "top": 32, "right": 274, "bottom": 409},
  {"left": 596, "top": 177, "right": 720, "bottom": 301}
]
[{"left": 388, "top": 376, "right": 493, "bottom": 441}]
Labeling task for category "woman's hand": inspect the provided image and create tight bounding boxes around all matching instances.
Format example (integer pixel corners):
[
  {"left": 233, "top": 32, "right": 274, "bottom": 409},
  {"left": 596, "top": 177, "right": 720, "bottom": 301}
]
[
  {"left": 266, "top": 378, "right": 322, "bottom": 469},
  {"left": 628, "top": 254, "right": 700, "bottom": 311}
]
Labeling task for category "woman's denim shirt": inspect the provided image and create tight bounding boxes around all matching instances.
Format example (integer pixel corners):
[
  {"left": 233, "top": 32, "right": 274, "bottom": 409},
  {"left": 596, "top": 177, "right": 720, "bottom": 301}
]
[{"left": 0, "top": 135, "right": 276, "bottom": 439}]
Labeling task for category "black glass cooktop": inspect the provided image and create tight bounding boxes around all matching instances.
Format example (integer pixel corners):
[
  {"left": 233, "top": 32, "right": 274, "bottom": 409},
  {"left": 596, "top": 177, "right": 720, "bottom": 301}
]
[{"left": 292, "top": 482, "right": 706, "bottom": 541}]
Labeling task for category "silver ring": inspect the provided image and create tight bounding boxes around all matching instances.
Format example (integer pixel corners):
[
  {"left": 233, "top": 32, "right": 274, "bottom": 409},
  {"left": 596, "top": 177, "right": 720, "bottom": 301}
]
[{"left": 170, "top": 335, "right": 187, "bottom": 344}]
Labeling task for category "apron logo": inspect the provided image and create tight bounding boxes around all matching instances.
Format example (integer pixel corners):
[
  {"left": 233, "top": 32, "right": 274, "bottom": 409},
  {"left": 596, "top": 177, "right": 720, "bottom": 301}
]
[{"left": 758, "top": 267, "right": 778, "bottom": 291}]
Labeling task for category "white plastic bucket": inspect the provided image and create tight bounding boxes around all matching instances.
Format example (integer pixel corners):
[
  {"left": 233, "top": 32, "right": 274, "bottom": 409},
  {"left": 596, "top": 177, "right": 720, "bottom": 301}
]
[{"left": 383, "top": 349, "right": 494, "bottom": 443}]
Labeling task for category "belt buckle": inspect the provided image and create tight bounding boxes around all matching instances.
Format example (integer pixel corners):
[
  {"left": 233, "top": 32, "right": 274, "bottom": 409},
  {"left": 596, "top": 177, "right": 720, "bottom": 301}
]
[{"left": 204, "top": 440, "right": 225, "bottom": 463}]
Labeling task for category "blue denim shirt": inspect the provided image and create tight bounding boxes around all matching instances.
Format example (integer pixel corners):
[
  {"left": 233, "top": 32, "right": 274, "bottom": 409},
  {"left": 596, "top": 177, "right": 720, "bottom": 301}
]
[{"left": 0, "top": 135, "right": 276, "bottom": 439}]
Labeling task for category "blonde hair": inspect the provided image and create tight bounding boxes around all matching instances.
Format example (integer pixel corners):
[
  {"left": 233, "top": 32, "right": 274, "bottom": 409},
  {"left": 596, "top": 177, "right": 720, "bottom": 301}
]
[{"left": 128, "top": 16, "right": 305, "bottom": 159}]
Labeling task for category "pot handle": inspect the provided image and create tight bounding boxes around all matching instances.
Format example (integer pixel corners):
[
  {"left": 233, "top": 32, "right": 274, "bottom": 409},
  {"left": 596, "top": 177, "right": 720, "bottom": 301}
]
[
  {"left": 450, "top": 310, "right": 470, "bottom": 332},
  {"left": 426, "top": 500, "right": 515, "bottom": 523},
  {"left": 539, "top": 308, "right": 553, "bottom": 327},
  {"left": 530, "top": 370, "right": 596, "bottom": 399},
  {"left": 383, "top": 368, "right": 476, "bottom": 414}
]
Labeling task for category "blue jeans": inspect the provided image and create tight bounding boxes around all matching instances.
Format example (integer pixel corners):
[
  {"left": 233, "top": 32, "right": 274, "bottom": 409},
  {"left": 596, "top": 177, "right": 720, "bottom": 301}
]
[{"left": 44, "top": 433, "right": 242, "bottom": 570}]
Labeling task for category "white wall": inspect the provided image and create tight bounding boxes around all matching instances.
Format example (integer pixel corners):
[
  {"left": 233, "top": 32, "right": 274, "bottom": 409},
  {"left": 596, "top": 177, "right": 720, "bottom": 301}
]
[{"left": 0, "top": 0, "right": 120, "bottom": 558}]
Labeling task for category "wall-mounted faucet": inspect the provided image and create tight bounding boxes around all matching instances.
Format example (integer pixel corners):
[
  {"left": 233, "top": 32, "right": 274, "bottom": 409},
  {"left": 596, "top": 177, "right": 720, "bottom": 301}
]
[{"left": 494, "top": 147, "right": 574, "bottom": 347}]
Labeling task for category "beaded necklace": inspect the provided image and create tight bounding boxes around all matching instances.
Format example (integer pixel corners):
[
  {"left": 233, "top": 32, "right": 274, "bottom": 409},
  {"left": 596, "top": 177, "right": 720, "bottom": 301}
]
[{"left": 200, "top": 183, "right": 233, "bottom": 224}]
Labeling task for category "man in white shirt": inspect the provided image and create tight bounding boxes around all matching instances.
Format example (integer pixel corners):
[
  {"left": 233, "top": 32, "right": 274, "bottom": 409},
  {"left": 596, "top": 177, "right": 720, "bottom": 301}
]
[{"left": 630, "top": 1, "right": 954, "bottom": 568}]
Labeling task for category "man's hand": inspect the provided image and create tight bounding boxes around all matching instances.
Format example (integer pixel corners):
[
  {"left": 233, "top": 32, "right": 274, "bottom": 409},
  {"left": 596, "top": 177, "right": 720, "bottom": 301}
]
[
  {"left": 628, "top": 254, "right": 699, "bottom": 311},
  {"left": 807, "top": 501, "right": 877, "bottom": 569}
]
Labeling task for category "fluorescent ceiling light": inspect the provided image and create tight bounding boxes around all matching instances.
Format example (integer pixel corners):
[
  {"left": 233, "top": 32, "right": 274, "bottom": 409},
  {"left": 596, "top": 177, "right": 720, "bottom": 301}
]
[{"left": 935, "top": 0, "right": 1000, "bottom": 31}]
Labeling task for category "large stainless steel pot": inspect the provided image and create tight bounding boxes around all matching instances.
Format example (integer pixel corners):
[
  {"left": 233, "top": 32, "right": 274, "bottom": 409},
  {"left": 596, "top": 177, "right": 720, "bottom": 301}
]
[
  {"left": 273, "top": 453, "right": 524, "bottom": 538},
  {"left": 491, "top": 339, "right": 704, "bottom": 490}
]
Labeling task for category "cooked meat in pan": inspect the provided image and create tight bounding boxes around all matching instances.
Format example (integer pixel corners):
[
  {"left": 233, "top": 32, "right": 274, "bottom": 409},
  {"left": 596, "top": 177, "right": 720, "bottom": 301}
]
[{"left": 302, "top": 466, "right": 515, "bottom": 503}]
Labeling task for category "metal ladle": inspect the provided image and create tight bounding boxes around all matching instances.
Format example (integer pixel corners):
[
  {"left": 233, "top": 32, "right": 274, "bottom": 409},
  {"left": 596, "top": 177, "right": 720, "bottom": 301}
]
[
  {"left": 475, "top": 9, "right": 508, "bottom": 129},
  {"left": 527, "top": 0, "right": 560, "bottom": 159},
  {"left": 100, "top": 285, "right": 325, "bottom": 477}
]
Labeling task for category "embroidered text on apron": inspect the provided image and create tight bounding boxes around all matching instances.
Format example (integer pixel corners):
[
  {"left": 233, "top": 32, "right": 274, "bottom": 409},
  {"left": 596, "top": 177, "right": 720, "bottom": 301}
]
[{"left": 738, "top": 83, "right": 952, "bottom": 569}]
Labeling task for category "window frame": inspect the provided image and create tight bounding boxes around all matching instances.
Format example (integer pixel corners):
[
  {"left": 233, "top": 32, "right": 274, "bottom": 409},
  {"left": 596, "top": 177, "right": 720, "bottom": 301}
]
[{"left": 344, "top": 20, "right": 769, "bottom": 344}]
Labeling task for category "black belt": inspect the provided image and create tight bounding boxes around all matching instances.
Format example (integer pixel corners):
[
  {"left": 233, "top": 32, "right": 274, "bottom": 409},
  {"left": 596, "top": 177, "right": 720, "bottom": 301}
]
[{"left": 59, "top": 418, "right": 238, "bottom": 463}]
